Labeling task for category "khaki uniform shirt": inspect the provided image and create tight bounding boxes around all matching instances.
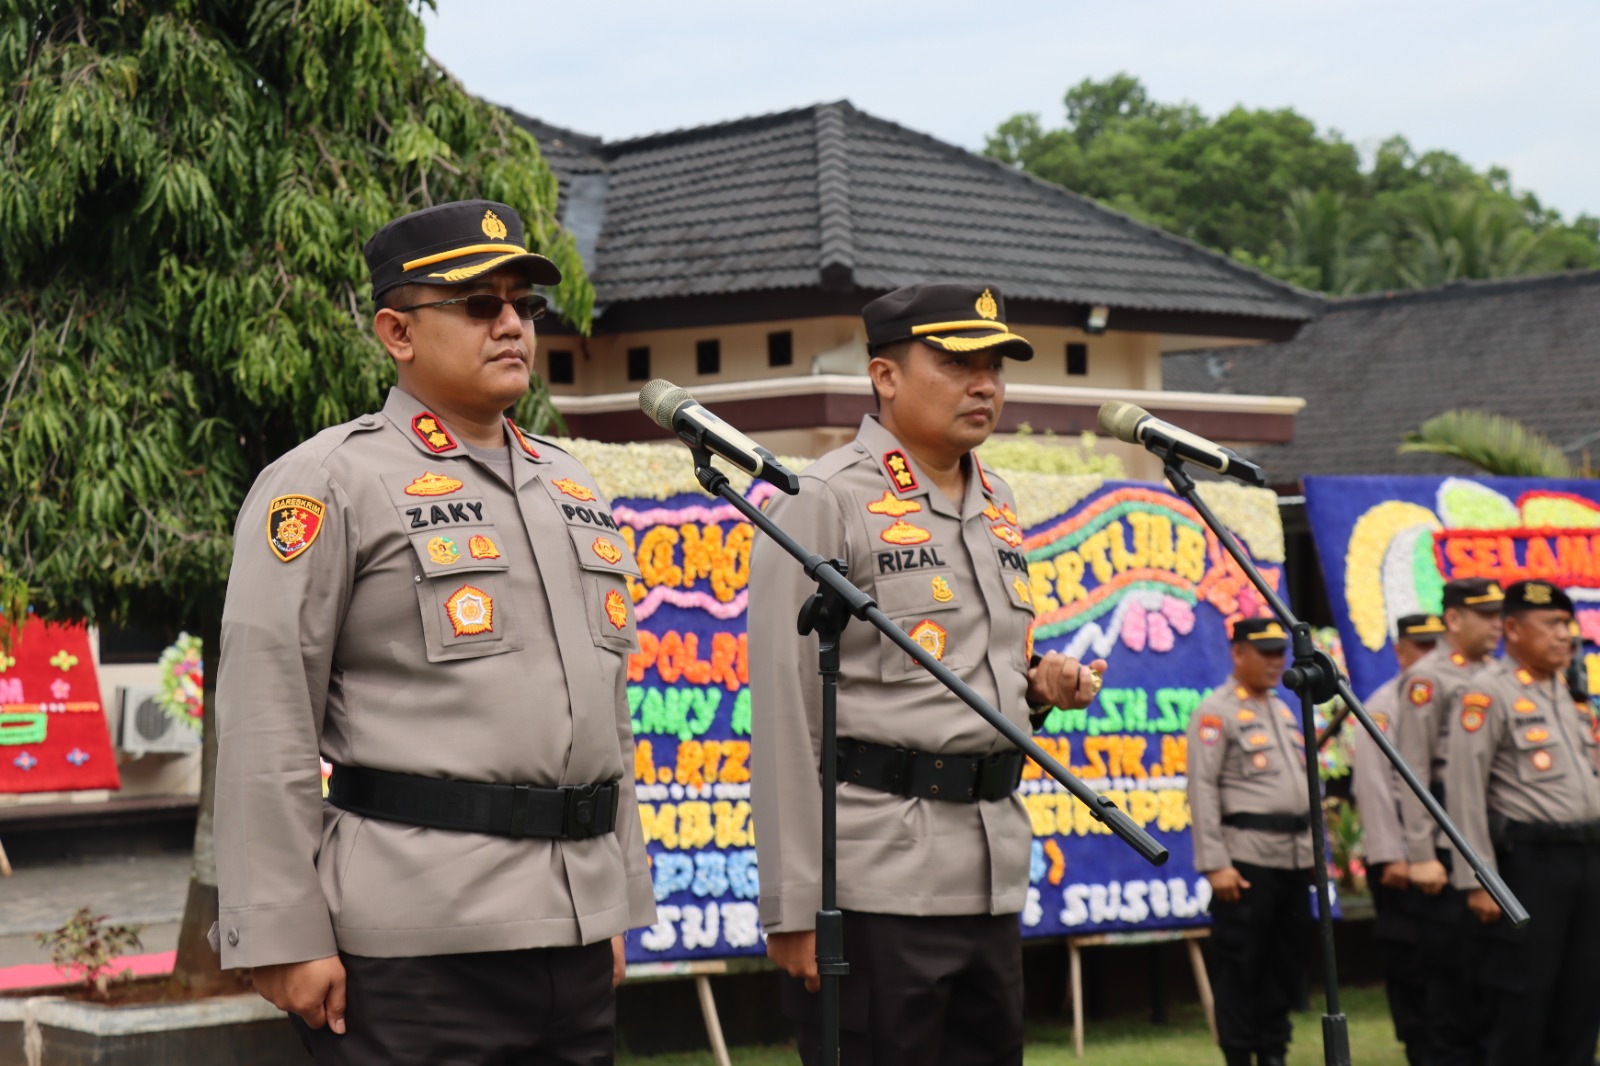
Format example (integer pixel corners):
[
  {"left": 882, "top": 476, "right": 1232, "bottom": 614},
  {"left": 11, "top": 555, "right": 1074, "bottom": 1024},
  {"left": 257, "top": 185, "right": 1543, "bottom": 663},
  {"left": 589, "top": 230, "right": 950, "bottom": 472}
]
[
  {"left": 1392, "top": 645, "right": 1486, "bottom": 863},
  {"left": 748, "top": 416, "right": 1037, "bottom": 932},
  {"left": 1186, "top": 678, "right": 1315, "bottom": 872},
  {"left": 1351, "top": 679, "right": 1405, "bottom": 866},
  {"left": 1444, "top": 657, "right": 1600, "bottom": 890},
  {"left": 215, "top": 388, "right": 655, "bottom": 969}
]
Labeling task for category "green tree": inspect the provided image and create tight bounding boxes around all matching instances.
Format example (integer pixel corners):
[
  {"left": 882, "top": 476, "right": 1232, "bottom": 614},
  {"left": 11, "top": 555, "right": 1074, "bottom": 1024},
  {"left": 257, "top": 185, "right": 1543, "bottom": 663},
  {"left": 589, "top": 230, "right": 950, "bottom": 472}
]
[
  {"left": 987, "top": 75, "right": 1600, "bottom": 293},
  {"left": 1400, "top": 410, "right": 1585, "bottom": 478},
  {"left": 0, "top": 0, "right": 591, "bottom": 994}
]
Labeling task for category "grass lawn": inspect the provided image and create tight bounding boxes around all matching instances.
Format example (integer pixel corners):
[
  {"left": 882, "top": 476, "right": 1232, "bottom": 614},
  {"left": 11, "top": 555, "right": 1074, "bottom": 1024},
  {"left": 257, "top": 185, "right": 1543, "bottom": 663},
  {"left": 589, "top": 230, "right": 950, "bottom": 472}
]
[{"left": 621, "top": 982, "right": 1409, "bottom": 1065}]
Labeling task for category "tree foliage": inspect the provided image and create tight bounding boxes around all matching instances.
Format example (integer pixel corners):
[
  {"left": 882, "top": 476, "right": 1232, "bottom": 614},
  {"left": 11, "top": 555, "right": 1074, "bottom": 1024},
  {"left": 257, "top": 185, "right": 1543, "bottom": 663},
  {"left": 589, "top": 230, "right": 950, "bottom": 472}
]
[
  {"left": 0, "top": 0, "right": 592, "bottom": 636},
  {"left": 1400, "top": 409, "right": 1586, "bottom": 479},
  {"left": 986, "top": 74, "right": 1600, "bottom": 294}
]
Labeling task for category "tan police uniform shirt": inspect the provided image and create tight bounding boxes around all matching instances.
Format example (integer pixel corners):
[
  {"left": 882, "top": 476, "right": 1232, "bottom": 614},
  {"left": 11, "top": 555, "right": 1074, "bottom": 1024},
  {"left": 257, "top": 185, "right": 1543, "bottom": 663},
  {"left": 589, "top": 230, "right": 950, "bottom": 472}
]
[
  {"left": 748, "top": 416, "right": 1038, "bottom": 932},
  {"left": 1444, "top": 657, "right": 1600, "bottom": 890},
  {"left": 1392, "top": 644, "right": 1486, "bottom": 863},
  {"left": 214, "top": 388, "right": 656, "bottom": 968},
  {"left": 1186, "top": 678, "right": 1315, "bottom": 872},
  {"left": 1351, "top": 679, "right": 1405, "bottom": 866}
]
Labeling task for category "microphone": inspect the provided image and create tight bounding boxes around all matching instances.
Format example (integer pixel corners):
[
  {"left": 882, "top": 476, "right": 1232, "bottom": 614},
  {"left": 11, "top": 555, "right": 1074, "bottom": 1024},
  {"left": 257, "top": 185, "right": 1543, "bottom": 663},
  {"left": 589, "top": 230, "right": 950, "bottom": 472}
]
[
  {"left": 1097, "top": 402, "right": 1267, "bottom": 487},
  {"left": 639, "top": 379, "right": 801, "bottom": 495}
]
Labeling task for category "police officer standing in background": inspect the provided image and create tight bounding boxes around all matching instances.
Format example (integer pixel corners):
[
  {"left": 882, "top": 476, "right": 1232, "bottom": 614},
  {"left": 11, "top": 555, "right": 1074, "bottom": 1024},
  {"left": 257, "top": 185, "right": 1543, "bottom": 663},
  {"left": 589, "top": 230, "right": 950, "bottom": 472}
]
[
  {"left": 1187, "top": 618, "right": 1314, "bottom": 1066},
  {"left": 214, "top": 201, "right": 655, "bottom": 1064},
  {"left": 749, "top": 283, "right": 1104, "bottom": 1065},
  {"left": 1391, "top": 578, "right": 1502, "bottom": 1063},
  {"left": 1351, "top": 613, "right": 1443, "bottom": 1066},
  {"left": 1444, "top": 580, "right": 1600, "bottom": 1066}
]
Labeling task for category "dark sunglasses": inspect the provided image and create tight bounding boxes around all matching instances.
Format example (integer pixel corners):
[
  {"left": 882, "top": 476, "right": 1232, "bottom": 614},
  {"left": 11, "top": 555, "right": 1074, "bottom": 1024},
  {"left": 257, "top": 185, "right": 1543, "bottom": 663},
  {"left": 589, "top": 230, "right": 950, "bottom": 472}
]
[{"left": 396, "top": 293, "right": 548, "bottom": 321}]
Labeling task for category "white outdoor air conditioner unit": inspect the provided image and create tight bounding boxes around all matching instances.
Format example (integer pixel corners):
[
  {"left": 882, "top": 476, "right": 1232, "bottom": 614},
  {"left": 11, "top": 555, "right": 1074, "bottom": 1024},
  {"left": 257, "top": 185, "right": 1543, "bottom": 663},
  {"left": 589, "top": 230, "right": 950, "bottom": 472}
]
[{"left": 117, "top": 685, "right": 202, "bottom": 754}]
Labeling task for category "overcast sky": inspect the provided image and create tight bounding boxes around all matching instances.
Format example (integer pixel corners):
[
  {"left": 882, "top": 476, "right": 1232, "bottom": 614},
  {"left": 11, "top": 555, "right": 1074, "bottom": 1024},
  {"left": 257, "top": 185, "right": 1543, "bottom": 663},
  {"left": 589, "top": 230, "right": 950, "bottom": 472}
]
[{"left": 422, "top": 1, "right": 1597, "bottom": 219}]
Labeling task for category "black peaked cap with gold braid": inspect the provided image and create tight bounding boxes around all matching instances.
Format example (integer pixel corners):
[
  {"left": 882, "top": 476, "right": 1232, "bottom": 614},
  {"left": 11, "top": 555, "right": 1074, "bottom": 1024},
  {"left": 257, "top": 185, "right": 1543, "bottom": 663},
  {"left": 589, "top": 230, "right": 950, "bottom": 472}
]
[
  {"left": 364, "top": 199, "right": 561, "bottom": 300},
  {"left": 1396, "top": 613, "right": 1445, "bottom": 642},
  {"left": 863, "top": 283, "right": 1034, "bottom": 361},
  {"left": 1231, "top": 617, "right": 1289, "bottom": 653}
]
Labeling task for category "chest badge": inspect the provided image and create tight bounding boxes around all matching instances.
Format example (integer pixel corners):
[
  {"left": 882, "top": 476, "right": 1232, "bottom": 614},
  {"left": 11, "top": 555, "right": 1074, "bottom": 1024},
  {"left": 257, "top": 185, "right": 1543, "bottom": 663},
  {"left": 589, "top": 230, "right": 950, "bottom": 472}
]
[
  {"left": 882, "top": 450, "right": 919, "bottom": 492},
  {"left": 1524, "top": 727, "right": 1551, "bottom": 743},
  {"left": 867, "top": 491, "right": 922, "bottom": 517},
  {"left": 552, "top": 477, "right": 597, "bottom": 501},
  {"left": 1012, "top": 577, "right": 1031, "bottom": 606},
  {"left": 983, "top": 502, "right": 1002, "bottom": 521},
  {"left": 404, "top": 472, "right": 464, "bottom": 497},
  {"left": 931, "top": 576, "right": 954, "bottom": 603},
  {"left": 1461, "top": 706, "right": 1487, "bottom": 733},
  {"left": 267, "top": 495, "right": 326, "bottom": 562},
  {"left": 1531, "top": 749, "right": 1554, "bottom": 772},
  {"left": 999, "top": 502, "right": 1019, "bottom": 526},
  {"left": 908, "top": 619, "right": 948, "bottom": 661},
  {"left": 593, "top": 538, "right": 624, "bottom": 565},
  {"left": 1236, "top": 709, "right": 1257, "bottom": 723},
  {"left": 1199, "top": 714, "right": 1222, "bottom": 746},
  {"left": 1514, "top": 698, "right": 1537, "bottom": 714},
  {"left": 427, "top": 536, "right": 461, "bottom": 566},
  {"left": 468, "top": 535, "right": 501, "bottom": 560},
  {"left": 1250, "top": 752, "right": 1271, "bottom": 770},
  {"left": 1246, "top": 732, "right": 1270, "bottom": 748},
  {"left": 990, "top": 523, "right": 1023, "bottom": 548},
  {"left": 881, "top": 519, "right": 932, "bottom": 546},
  {"left": 445, "top": 585, "right": 494, "bottom": 636},
  {"left": 412, "top": 413, "right": 456, "bottom": 453},
  {"left": 604, "top": 589, "right": 629, "bottom": 630}
]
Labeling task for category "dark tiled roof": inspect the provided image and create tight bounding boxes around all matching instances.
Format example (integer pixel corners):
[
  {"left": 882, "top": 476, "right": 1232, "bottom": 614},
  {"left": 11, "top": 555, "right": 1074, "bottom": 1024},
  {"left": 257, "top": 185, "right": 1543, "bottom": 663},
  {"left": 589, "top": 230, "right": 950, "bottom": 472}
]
[
  {"left": 1164, "top": 271, "right": 1600, "bottom": 484},
  {"left": 505, "top": 101, "right": 1318, "bottom": 324}
]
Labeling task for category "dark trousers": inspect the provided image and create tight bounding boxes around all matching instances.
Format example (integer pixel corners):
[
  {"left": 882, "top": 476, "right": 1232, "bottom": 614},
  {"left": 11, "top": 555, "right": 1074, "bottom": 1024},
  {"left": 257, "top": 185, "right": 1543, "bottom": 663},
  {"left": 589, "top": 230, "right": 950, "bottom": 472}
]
[
  {"left": 1473, "top": 839, "right": 1600, "bottom": 1066},
  {"left": 1369, "top": 865, "right": 1430, "bottom": 1066},
  {"left": 291, "top": 942, "right": 615, "bottom": 1066},
  {"left": 1414, "top": 882, "right": 1486, "bottom": 1066},
  {"left": 1204, "top": 862, "right": 1312, "bottom": 1057},
  {"left": 779, "top": 911, "right": 1024, "bottom": 1066}
]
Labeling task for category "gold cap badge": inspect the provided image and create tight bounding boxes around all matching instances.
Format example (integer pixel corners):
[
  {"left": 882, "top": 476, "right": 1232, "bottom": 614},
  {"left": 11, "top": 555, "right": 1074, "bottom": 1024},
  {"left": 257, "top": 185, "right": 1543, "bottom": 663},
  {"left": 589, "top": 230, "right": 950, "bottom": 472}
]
[
  {"left": 975, "top": 288, "right": 998, "bottom": 320},
  {"left": 481, "top": 209, "right": 508, "bottom": 240}
]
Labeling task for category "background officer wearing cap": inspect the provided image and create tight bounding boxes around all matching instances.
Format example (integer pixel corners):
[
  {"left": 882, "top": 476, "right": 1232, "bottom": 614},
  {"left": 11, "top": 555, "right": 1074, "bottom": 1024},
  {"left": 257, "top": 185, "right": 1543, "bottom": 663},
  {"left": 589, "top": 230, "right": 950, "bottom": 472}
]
[
  {"left": 749, "top": 283, "right": 1103, "bottom": 1065},
  {"left": 1186, "top": 617, "right": 1313, "bottom": 1066},
  {"left": 1444, "top": 580, "right": 1600, "bottom": 1066},
  {"left": 1351, "top": 613, "right": 1442, "bottom": 1066},
  {"left": 214, "top": 200, "right": 654, "bottom": 1064},
  {"left": 1390, "top": 577, "right": 1502, "bottom": 1063}
]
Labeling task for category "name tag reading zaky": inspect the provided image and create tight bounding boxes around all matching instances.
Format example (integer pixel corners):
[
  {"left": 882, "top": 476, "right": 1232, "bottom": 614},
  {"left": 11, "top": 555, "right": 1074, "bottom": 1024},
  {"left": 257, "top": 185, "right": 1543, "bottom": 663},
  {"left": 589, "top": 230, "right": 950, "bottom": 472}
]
[{"left": 406, "top": 500, "right": 486, "bottom": 529}]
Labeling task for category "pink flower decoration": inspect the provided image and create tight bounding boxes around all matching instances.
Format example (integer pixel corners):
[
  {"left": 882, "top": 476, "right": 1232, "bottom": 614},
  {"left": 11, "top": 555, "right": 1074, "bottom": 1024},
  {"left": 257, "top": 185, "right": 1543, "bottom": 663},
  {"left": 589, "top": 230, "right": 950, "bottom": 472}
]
[
  {"left": 1579, "top": 609, "right": 1600, "bottom": 645},
  {"left": 1121, "top": 606, "right": 1148, "bottom": 652},
  {"left": 1160, "top": 597, "right": 1195, "bottom": 635},
  {"left": 50, "top": 679, "right": 71, "bottom": 700},
  {"left": 1147, "top": 611, "right": 1175, "bottom": 653}
]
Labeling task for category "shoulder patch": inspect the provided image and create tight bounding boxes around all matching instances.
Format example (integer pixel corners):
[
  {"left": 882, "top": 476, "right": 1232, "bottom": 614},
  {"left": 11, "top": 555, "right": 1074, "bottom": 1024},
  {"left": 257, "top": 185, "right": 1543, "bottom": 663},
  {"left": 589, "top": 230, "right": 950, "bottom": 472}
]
[
  {"left": 866, "top": 490, "right": 923, "bottom": 518},
  {"left": 882, "top": 449, "right": 919, "bottom": 493},
  {"left": 412, "top": 413, "right": 456, "bottom": 453},
  {"left": 267, "top": 495, "right": 326, "bottom": 562},
  {"left": 404, "top": 472, "right": 464, "bottom": 497},
  {"left": 1407, "top": 680, "right": 1434, "bottom": 706},
  {"left": 1198, "top": 714, "right": 1222, "bottom": 745}
]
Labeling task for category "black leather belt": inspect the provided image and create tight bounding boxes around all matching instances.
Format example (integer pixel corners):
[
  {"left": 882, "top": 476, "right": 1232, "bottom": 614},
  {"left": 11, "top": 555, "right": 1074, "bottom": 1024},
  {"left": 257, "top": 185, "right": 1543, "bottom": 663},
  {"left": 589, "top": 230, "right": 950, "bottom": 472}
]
[
  {"left": 327, "top": 764, "right": 619, "bottom": 840},
  {"left": 1498, "top": 817, "right": 1600, "bottom": 846},
  {"left": 1223, "top": 812, "right": 1310, "bottom": 832},
  {"left": 836, "top": 738, "right": 1024, "bottom": 803}
]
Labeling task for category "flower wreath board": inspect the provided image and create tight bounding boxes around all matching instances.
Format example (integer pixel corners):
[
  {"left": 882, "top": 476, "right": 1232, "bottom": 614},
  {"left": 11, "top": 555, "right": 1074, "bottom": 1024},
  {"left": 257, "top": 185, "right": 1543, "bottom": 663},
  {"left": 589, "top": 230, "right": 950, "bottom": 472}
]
[
  {"left": 572, "top": 441, "right": 1289, "bottom": 963},
  {"left": 1304, "top": 476, "right": 1600, "bottom": 703},
  {"left": 0, "top": 616, "right": 121, "bottom": 793}
]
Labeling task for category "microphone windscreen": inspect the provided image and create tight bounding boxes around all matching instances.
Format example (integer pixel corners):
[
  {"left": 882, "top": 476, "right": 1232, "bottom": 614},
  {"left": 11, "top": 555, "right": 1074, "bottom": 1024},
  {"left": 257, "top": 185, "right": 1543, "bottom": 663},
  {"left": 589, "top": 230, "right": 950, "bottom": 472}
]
[
  {"left": 1097, "top": 401, "right": 1150, "bottom": 444},
  {"left": 638, "top": 379, "right": 692, "bottom": 431}
]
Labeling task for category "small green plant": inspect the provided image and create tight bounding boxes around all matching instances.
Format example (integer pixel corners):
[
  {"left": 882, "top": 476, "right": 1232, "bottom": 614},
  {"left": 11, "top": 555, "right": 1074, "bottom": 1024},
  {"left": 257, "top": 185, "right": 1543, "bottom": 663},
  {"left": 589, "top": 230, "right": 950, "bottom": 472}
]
[
  {"left": 35, "top": 907, "right": 144, "bottom": 998},
  {"left": 1323, "top": 797, "right": 1366, "bottom": 893}
]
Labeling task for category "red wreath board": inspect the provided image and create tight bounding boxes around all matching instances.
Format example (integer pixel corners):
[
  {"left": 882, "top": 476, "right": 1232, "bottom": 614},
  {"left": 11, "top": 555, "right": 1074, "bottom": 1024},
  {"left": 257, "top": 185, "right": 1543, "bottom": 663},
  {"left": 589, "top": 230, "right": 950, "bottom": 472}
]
[{"left": 0, "top": 617, "right": 121, "bottom": 793}]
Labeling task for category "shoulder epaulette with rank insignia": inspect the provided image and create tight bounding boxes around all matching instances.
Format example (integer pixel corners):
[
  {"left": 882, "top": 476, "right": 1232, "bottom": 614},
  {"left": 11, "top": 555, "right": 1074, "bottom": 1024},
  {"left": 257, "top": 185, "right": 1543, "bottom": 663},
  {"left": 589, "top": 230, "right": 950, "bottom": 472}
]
[{"left": 882, "top": 449, "right": 919, "bottom": 493}]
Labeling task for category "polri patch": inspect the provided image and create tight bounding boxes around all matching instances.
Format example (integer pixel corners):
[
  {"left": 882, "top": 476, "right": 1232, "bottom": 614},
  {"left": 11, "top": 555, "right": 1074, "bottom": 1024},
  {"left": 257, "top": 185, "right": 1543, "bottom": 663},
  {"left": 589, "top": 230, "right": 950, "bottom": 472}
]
[
  {"left": 445, "top": 585, "right": 494, "bottom": 636},
  {"left": 267, "top": 495, "right": 327, "bottom": 562},
  {"left": 1199, "top": 714, "right": 1222, "bottom": 746},
  {"left": 405, "top": 472, "right": 464, "bottom": 497},
  {"left": 412, "top": 413, "right": 456, "bottom": 453},
  {"left": 882, "top": 450, "right": 919, "bottom": 493},
  {"left": 1408, "top": 680, "right": 1434, "bottom": 706},
  {"left": 867, "top": 490, "right": 923, "bottom": 517}
]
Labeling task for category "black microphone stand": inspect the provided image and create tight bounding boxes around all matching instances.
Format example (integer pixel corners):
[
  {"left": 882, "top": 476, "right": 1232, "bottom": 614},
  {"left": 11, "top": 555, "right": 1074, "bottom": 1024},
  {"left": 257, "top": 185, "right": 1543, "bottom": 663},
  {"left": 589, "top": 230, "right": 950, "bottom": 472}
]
[
  {"left": 689, "top": 452, "right": 1169, "bottom": 1065},
  {"left": 1157, "top": 451, "right": 1528, "bottom": 1066}
]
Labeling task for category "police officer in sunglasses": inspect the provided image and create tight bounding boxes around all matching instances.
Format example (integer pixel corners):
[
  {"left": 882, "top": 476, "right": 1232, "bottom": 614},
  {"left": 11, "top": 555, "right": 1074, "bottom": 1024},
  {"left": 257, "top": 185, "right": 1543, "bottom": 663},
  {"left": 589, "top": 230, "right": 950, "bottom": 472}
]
[{"left": 213, "top": 200, "right": 656, "bottom": 1064}]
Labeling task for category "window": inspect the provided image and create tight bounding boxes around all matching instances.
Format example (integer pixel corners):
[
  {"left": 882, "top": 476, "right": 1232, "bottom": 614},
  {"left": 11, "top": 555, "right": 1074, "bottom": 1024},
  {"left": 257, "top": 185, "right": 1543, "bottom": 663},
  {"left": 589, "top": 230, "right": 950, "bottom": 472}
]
[
  {"left": 627, "top": 346, "right": 651, "bottom": 382},
  {"left": 696, "top": 338, "right": 721, "bottom": 376},
  {"left": 767, "top": 330, "right": 793, "bottom": 367},
  {"left": 1066, "top": 342, "right": 1088, "bottom": 376},
  {"left": 547, "top": 349, "right": 575, "bottom": 385}
]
